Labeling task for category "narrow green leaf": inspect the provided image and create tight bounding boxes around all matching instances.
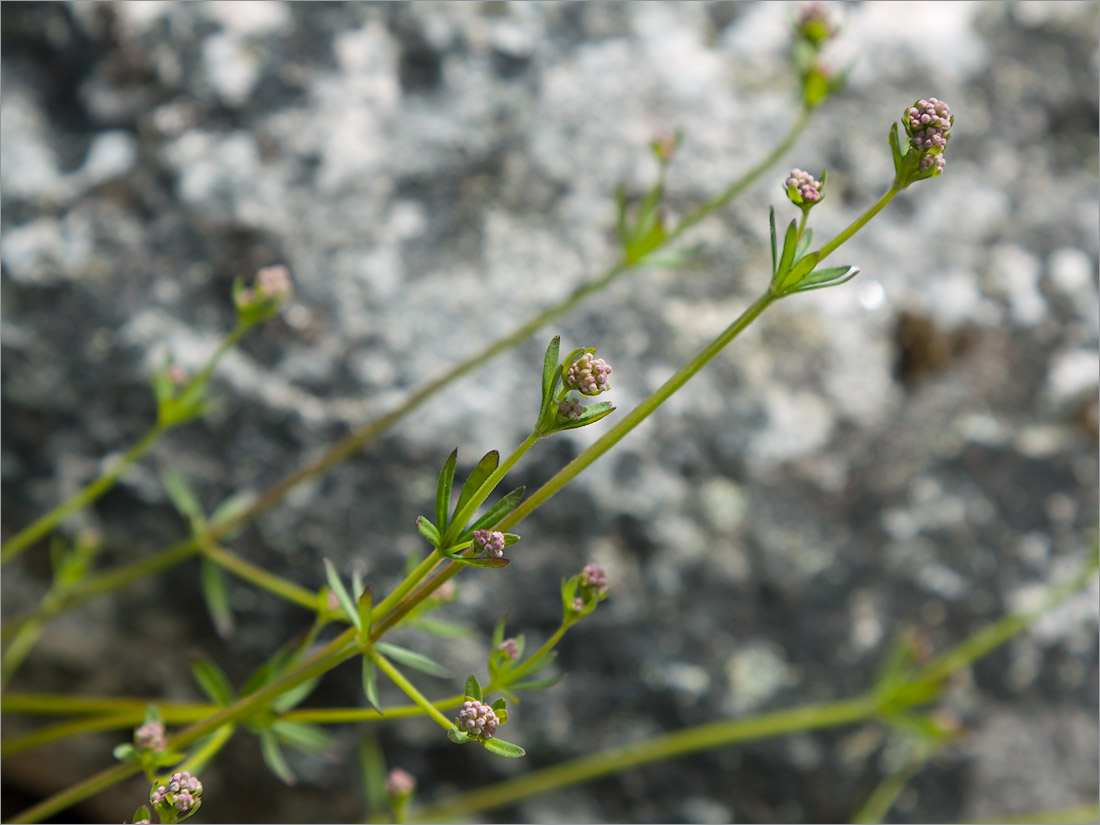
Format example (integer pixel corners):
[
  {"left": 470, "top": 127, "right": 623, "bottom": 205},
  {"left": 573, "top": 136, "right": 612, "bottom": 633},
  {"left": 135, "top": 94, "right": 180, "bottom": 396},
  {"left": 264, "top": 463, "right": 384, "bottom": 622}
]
[
  {"left": 481, "top": 738, "right": 525, "bottom": 758},
  {"left": 491, "top": 616, "right": 507, "bottom": 648},
  {"left": 271, "top": 720, "right": 333, "bottom": 753},
  {"left": 614, "top": 188, "right": 629, "bottom": 247},
  {"left": 241, "top": 659, "right": 276, "bottom": 697},
  {"left": 356, "top": 587, "right": 373, "bottom": 642},
  {"left": 541, "top": 337, "right": 561, "bottom": 415},
  {"left": 113, "top": 743, "right": 138, "bottom": 762},
  {"left": 271, "top": 675, "right": 322, "bottom": 713},
  {"left": 791, "top": 266, "right": 860, "bottom": 294},
  {"left": 362, "top": 657, "right": 382, "bottom": 712},
  {"left": 490, "top": 697, "right": 507, "bottom": 712},
  {"left": 160, "top": 466, "right": 204, "bottom": 527},
  {"left": 200, "top": 558, "right": 234, "bottom": 639},
  {"left": 447, "top": 727, "right": 470, "bottom": 744},
  {"left": 520, "top": 649, "right": 558, "bottom": 678},
  {"left": 259, "top": 729, "right": 296, "bottom": 786},
  {"left": 464, "top": 674, "right": 483, "bottom": 702},
  {"left": 143, "top": 706, "right": 163, "bottom": 725},
  {"left": 769, "top": 207, "right": 778, "bottom": 278},
  {"left": 456, "top": 556, "right": 510, "bottom": 568},
  {"left": 324, "top": 558, "right": 361, "bottom": 632},
  {"left": 209, "top": 492, "right": 255, "bottom": 536},
  {"left": 452, "top": 451, "right": 499, "bottom": 528},
  {"left": 466, "top": 486, "right": 526, "bottom": 536},
  {"left": 375, "top": 642, "right": 451, "bottom": 678},
  {"left": 435, "top": 449, "right": 458, "bottom": 532},
  {"left": 552, "top": 402, "right": 616, "bottom": 432},
  {"left": 794, "top": 264, "right": 855, "bottom": 288},
  {"left": 794, "top": 227, "right": 814, "bottom": 261},
  {"left": 358, "top": 734, "right": 388, "bottom": 820},
  {"left": 776, "top": 219, "right": 799, "bottom": 282},
  {"left": 625, "top": 218, "right": 666, "bottom": 265},
  {"left": 784, "top": 250, "right": 822, "bottom": 287},
  {"left": 131, "top": 806, "right": 151, "bottom": 825},
  {"left": 510, "top": 673, "right": 564, "bottom": 692},
  {"left": 406, "top": 617, "right": 473, "bottom": 638},
  {"left": 416, "top": 516, "right": 441, "bottom": 548},
  {"left": 191, "top": 657, "right": 235, "bottom": 706}
]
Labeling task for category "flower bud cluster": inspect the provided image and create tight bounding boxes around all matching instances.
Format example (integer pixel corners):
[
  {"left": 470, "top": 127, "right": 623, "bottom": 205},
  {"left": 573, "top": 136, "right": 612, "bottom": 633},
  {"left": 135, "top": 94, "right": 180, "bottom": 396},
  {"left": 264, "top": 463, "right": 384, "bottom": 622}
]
[
  {"left": 558, "top": 395, "right": 584, "bottom": 421},
  {"left": 472, "top": 529, "right": 505, "bottom": 558},
  {"left": 236, "top": 264, "right": 292, "bottom": 309},
  {"left": 582, "top": 563, "right": 609, "bottom": 596},
  {"left": 905, "top": 98, "right": 951, "bottom": 151},
  {"left": 565, "top": 353, "right": 612, "bottom": 396},
  {"left": 134, "top": 720, "right": 167, "bottom": 754},
  {"left": 785, "top": 168, "right": 824, "bottom": 206},
  {"left": 385, "top": 768, "right": 417, "bottom": 797},
  {"left": 151, "top": 771, "right": 203, "bottom": 813},
  {"left": 497, "top": 637, "right": 520, "bottom": 660},
  {"left": 457, "top": 699, "right": 499, "bottom": 739},
  {"left": 796, "top": 3, "right": 837, "bottom": 47}
]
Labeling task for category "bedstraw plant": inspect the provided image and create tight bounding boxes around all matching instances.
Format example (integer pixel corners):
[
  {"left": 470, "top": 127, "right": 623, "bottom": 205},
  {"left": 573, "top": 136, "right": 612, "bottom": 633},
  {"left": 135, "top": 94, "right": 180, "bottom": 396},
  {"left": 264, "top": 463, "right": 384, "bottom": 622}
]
[{"left": 1, "top": 9, "right": 1095, "bottom": 825}]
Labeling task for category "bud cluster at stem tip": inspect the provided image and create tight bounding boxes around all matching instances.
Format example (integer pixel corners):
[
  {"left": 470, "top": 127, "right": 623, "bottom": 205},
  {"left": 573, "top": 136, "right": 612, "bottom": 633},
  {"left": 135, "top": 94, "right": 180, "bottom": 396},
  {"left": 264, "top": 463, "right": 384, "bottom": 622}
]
[
  {"left": 784, "top": 168, "right": 825, "bottom": 209},
  {"left": 893, "top": 97, "right": 954, "bottom": 184},
  {"left": 458, "top": 698, "right": 499, "bottom": 740},
  {"left": 150, "top": 771, "right": 203, "bottom": 813},
  {"left": 472, "top": 529, "right": 506, "bottom": 558},
  {"left": 134, "top": 720, "right": 166, "bottom": 754},
  {"left": 565, "top": 352, "right": 612, "bottom": 396}
]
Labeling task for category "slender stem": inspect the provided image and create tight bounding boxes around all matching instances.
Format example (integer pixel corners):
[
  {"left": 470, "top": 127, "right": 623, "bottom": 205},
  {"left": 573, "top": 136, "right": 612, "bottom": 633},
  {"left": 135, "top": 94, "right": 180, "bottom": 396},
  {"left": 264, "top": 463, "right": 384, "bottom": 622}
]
[
  {"left": 0, "top": 693, "right": 213, "bottom": 716},
  {"left": 6, "top": 761, "right": 143, "bottom": 825},
  {"left": 1, "top": 423, "right": 170, "bottom": 565},
  {"left": 502, "top": 623, "right": 570, "bottom": 685},
  {"left": 286, "top": 695, "right": 465, "bottom": 724},
  {"left": 849, "top": 740, "right": 935, "bottom": 824},
  {"left": 499, "top": 289, "right": 777, "bottom": 531},
  {"left": 0, "top": 611, "right": 47, "bottom": 690},
  {"left": 815, "top": 186, "right": 899, "bottom": 262},
  {"left": 180, "top": 723, "right": 236, "bottom": 776},
  {"left": 366, "top": 648, "right": 455, "bottom": 731},
  {"left": 2, "top": 538, "right": 202, "bottom": 643},
  {"left": 371, "top": 550, "right": 443, "bottom": 622},
  {"left": 1, "top": 712, "right": 144, "bottom": 759},
  {"left": 664, "top": 106, "right": 813, "bottom": 245},
  {"left": 202, "top": 543, "right": 318, "bottom": 612},
  {"left": 412, "top": 695, "right": 878, "bottom": 822}
]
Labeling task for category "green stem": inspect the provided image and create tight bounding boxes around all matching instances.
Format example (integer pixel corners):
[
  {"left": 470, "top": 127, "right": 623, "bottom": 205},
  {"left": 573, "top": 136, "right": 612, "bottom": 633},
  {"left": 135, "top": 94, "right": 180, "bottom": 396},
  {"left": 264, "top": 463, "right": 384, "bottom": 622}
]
[
  {"left": 371, "top": 551, "right": 443, "bottom": 622},
  {"left": 2, "top": 538, "right": 202, "bottom": 644},
  {"left": 366, "top": 648, "right": 455, "bottom": 732},
  {"left": 849, "top": 740, "right": 935, "bottom": 824},
  {"left": 180, "top": 723, "right": 236, "bottom": 776},
  {"left": 664, "top": 106, "right": 813, "bottom": 245},
  {"left": 0, "top": 611, "right": 47, "bottom": 690},
  {"left": 815, "top": 186, "right": 899, "bottom": 263},
  {"left": 1, "top": 424, "right": 170, "bottom": 565},
  {"left": 501, "top": 623, "right": 570, "bottom": 685},
  {"left": 499, "top": 289, "right": 778, "bottom": 531},
  {"left": 0, "top": 693, "right": 212, "bottom": 716},
  {"left": 1, "top": 712, "right": 144, "bottom": 760},
  {"left": 202, "top": 543, "right": 317, "bottom": 612},
  {"left": 412, "top": 695, "right": 878, "bottom": 822}
]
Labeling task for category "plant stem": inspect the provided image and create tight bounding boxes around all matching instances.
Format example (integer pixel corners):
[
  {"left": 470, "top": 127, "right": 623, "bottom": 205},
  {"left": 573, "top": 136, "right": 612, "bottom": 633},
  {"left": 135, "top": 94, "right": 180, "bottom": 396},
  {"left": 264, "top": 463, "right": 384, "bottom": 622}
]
[
  {"left": 411, "top": 695, "right": 879, "bottom": 822},
  {"left": 502, "top": 623, "right": 569, "bottom": 685},
  {"left": 1, "top": 423, "right": 170, "bottom": 565},
  {"left": 1, "top": 712, "right": 144, "bottom": 759},
  {"left": 202, "top": 543, "right": 318, "bottom": 612},
  {"left": 815, "top": 186, "right": 899, "bottom": 262},
  {"left": 499, "top": 289, "right": 778, "bottom": 531},
  {"left": 180, "top": 723, "right": 236, "bottom": 776},
  {"left": 366, "top": 648, "right": 455, "bottom": 732}
]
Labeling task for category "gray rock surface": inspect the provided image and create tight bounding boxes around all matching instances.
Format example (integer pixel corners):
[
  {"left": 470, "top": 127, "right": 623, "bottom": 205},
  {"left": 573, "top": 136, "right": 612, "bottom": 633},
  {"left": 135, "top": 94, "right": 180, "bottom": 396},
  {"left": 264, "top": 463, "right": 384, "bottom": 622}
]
[{"left": 2, "top": 2, "right": 1097, "bottom": 823}]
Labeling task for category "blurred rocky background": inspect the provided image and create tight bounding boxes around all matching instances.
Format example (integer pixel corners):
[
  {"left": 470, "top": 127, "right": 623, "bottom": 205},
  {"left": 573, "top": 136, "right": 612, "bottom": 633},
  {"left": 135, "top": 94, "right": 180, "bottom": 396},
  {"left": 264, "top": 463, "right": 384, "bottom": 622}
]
[{"left": 2, "top": 2, "right": 1097, "bottom": 822}]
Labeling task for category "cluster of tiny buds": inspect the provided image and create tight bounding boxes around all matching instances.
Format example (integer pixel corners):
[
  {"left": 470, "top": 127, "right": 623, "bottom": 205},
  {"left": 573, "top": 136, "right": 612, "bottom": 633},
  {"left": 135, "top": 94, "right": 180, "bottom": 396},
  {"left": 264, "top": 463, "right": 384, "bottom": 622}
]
[
  {"left": 472, "top": 529, "right": 505, "bottom": 558},
  {"left": 134, "top": 720, "right": 166, "bottom": 754},
  {"left": 458, "top": 699, "right": 499, "bottom": 739},
  {"left": 797, "top": 2, "right": 836, "bottom": 43},
  {"left": 785, "top": 168, "right": 823, "bottom": 205},
  {"left": 582, "top": 563, "right": 609, "bottom": 597},
  {"left": 385, "top": 767, "right": 417, "bottom": 797},
  {"left": 237, "top": 264, "right": 292, "bottom": 308},
  {"left": 651, "top": 130, "right": 679, "bottom": 164},
  {"left": 558, "top": 395, "right": 584, "bottom": 421},
  {"left": 905, "top": 98, "right": 952, "bottom": 154},
  {"left": 150, "top": 771, "right": 203, "bottom": 813},
  {"left": 565, "top": 353, "right": 612, "bottom": 396},
  {"left": 164, "top": 364, "right": 188, "bottom": 386},
  {"left": 497, "top": 637, "right": 520, "bottom": 660}
]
